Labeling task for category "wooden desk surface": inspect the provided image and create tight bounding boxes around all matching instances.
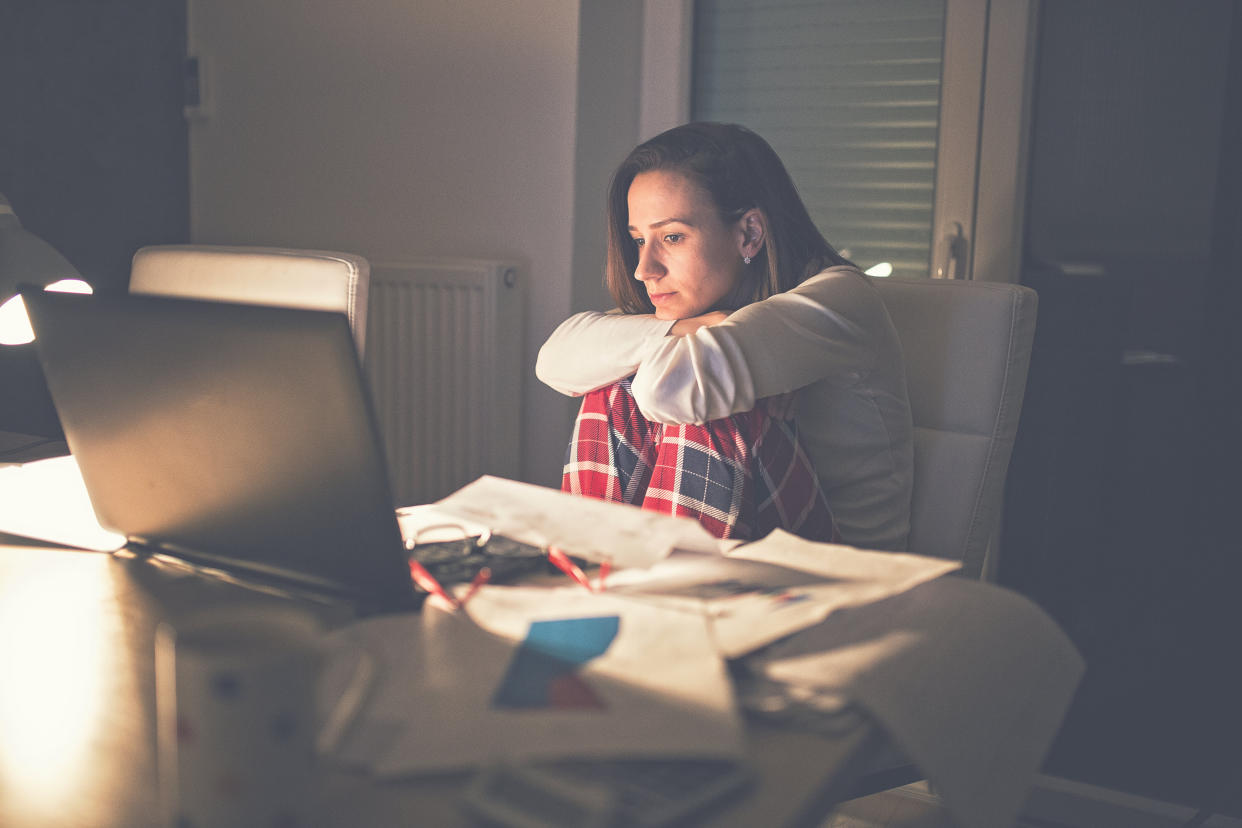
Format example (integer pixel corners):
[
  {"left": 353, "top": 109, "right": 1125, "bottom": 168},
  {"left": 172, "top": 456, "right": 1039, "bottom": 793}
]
[{"left": 0, "top": 537, "right": 880, "bottom": 828}]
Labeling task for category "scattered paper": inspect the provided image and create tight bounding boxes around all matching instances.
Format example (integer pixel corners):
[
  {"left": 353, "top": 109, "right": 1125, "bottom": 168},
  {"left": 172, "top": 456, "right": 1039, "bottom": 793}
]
[
  {"left": 750, "top": 576, "right": 1085, "bottom": 828},
  {"left": 726, "top": 529, "right": 960, "bottom": 582},
  {"left": 394, "top": 502, "right": 491, "bottom": 544},
  {"left": 322, "top": 585, "right": 744, "bottom": 777},
  {"left": 433, "top": 475, "right": 720, "bottom": 567},
  {"left": 604, "top": 530, "right": 960, "bottom": 658}
]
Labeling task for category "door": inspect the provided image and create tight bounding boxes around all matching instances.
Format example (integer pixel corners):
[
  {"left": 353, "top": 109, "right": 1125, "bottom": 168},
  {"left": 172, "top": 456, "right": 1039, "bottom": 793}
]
[
  {"left": 1000, "top": 0, "right": 1242, "bottom": 810},
  {"left": 641, "top": 0, "right": 1036, "bottom": 282}
]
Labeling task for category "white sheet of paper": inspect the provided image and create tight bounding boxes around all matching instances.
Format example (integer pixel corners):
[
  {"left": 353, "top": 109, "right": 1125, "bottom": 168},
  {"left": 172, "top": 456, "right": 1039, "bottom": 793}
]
[
  {"left": 0, "top": 455, "right": 124, "bottom": 551},
  {"left": 324, "top": 585, "right": 744, "bottom": 777},
  {"left": 751, "top": 577, "right": 1085, "bottom": 828},
  {"left": 604, "top": 530, "right": 960, "bottom": 658},
  {"left": 394, "top": 502, "right": 491, "bottom": 544},
  {"left": 433, "top": 475, "right": 720, "bottom": 567}
]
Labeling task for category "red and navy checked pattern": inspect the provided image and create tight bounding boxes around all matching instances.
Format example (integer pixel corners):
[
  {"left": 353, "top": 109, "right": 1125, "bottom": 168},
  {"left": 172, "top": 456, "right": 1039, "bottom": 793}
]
[{"left": 562, "top": 378, "right": 838, "bottom": 543}]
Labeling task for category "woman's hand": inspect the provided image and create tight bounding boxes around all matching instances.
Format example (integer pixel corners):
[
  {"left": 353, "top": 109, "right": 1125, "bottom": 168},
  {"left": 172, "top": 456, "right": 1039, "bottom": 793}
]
[{"left": 670, "top": 310, "right": 729, "bottom": 337}]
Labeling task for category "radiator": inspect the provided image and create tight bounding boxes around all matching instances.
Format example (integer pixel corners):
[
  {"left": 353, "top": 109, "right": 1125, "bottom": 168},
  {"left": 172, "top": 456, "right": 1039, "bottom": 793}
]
[{"left": 363, "top": 259, "right": 524, "bottom": 507}]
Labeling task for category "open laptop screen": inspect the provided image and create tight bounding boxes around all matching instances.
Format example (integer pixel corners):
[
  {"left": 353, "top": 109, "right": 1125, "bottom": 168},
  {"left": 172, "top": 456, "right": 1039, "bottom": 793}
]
[{"left": 23, "top": 288, "right": 416, "bottom": 611}]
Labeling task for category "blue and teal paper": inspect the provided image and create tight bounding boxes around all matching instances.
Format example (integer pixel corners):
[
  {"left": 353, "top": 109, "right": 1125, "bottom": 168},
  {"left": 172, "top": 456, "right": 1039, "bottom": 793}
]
[{"left": 492, "top": 615, "right": 620, "bottom": 710}]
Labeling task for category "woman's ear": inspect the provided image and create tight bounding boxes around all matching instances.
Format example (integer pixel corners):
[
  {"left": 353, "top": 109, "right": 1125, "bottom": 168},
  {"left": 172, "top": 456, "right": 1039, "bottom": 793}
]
[{"left": 737, "top": 209, "right": 767, "bottom": 259}]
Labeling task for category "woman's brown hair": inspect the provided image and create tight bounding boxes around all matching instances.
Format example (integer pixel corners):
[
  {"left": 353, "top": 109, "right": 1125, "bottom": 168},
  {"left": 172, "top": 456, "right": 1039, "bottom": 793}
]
[{"left": 604, "top": 122, "right": 853, "bottom": 314}]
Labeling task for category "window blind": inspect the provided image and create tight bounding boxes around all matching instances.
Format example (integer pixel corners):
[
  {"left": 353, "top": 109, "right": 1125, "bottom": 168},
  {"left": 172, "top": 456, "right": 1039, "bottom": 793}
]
[{"left": 692, "top": 0, "right": 947, "bottom": 278}]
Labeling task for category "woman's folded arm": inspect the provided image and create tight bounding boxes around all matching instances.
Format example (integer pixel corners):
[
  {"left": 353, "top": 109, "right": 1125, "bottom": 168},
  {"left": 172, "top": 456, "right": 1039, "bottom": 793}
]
[
  {"left": 537, "top": 268, "right": 884, "bottom": 425},
  {"left": 535, "top": 311, "right": 674, "bottom": 396},
  {"left": 630, "top": 268, "right": 881, "bottom": 424}
]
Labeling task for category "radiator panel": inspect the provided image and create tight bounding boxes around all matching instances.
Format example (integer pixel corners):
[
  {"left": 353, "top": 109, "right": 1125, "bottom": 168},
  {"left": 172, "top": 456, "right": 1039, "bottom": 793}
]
[{"left": 364, "top": 259, "right": 523, "bottom": 506}]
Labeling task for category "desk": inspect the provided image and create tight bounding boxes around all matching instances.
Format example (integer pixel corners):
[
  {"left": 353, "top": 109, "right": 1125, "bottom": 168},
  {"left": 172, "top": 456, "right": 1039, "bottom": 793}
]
[{"left": 0, "top": 535, "right": 883, "bottom": 828}]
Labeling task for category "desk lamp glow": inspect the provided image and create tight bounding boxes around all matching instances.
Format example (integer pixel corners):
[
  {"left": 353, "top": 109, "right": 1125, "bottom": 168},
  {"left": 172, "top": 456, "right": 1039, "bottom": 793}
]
[
  {"left": 0, "top": 195, "right": 92, "bottom": 346},
  {"left": 0, "top": 193, "right": 92, "bottom": 442}
]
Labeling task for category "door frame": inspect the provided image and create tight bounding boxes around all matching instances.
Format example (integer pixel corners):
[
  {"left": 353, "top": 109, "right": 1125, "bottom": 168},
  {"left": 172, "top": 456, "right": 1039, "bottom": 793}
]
[{"left": 968, "top": 0, "right": 1040, "bottom": 284}]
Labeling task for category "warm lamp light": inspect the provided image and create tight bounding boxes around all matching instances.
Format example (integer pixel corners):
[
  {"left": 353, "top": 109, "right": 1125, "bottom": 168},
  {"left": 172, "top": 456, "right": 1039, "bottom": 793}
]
[
  {"left": 0, "top": 279, "right": 93, "bottom": 345},
  {"left": 1, "top": 193, "right": 88, "bottom": 442},
  {"left": 1, "top": 195, "right": 90, "bottom": 334}
]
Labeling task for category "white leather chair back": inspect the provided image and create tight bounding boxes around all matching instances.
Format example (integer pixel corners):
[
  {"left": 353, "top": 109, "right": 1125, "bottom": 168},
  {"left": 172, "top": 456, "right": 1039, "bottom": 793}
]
[
  {"left": 129, "top": 245, "right": 370, "bottom": 358},
  {"left": 874, "top": 278, "right": 1038, "bottom": 579}
]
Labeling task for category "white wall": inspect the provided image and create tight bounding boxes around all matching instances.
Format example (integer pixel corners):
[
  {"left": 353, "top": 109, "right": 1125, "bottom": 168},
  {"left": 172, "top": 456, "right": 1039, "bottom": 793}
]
[
  {"left": 569, "top": 3, "right": 644, "bottom": 315},
  {"left": 186, "top": 0, "right": 643, "bottom": 492}
]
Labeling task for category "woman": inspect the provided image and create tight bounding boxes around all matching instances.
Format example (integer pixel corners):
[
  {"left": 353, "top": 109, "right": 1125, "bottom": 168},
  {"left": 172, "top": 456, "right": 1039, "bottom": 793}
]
[{"left": 536, "top": 123, "right": 913, "bottom": 551}]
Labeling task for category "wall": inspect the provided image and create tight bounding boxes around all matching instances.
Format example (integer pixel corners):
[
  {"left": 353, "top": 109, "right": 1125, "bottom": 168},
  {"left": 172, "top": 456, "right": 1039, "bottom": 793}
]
[
  {"left": 186, "top": 0, "right": 645, "bottom": 491},
  {"left": 0, "top": 0, "right": 189, "bottom": 292},
  {"left": 570, "top": 3, "right": 644, "bottom": 315}
]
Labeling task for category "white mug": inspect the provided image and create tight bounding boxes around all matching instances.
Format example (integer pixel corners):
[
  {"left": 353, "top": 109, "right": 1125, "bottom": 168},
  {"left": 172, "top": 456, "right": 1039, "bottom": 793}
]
[{"left": 155, "top": 606, "right": 371, "bottom": 828}]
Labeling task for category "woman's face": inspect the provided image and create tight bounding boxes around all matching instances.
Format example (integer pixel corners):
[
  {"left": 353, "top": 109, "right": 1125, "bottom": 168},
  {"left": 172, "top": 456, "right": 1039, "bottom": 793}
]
[{"left": 627, "top": 170, "right": 748, "bottom": 320}]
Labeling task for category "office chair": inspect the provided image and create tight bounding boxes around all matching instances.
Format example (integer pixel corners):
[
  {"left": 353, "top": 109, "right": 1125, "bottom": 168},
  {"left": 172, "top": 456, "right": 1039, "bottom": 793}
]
[
  {"left": 875, "top": 277, "right": 1038, "bottom": 580},
  {"left": 128, "top": 245, "right": 371, "bottom": 358},
  {"left": 839, "top": 276, "right": 1039, "bottom": 802}
]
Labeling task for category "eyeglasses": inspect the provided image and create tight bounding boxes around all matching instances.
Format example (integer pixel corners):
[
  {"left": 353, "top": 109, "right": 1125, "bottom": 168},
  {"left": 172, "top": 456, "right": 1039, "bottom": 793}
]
[{"left": 404, "top": 526, "right": 610, "bottom": 609}]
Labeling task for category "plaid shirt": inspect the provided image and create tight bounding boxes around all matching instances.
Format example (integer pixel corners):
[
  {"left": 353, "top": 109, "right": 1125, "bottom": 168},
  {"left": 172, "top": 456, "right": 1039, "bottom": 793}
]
[{"left": 563, "top": 378, "right": 838, "bottom": 543}]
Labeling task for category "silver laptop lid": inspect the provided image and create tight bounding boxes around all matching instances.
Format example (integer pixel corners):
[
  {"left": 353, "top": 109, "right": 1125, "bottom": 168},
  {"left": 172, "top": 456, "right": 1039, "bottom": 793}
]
[{"left": 24, "top": 288, "right": 415, "bottom": 611}]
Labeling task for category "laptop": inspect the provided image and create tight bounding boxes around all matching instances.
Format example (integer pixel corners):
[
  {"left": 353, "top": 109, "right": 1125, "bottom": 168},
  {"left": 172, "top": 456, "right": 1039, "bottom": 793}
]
[{"left": 23, "top": 287, "right": 422, "bottom": 612}]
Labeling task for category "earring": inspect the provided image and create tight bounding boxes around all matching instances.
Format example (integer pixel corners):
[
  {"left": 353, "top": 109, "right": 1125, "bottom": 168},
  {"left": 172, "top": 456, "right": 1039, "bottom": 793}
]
[{"left": 743, "top": 255, "right": 752, "bottom": 265}]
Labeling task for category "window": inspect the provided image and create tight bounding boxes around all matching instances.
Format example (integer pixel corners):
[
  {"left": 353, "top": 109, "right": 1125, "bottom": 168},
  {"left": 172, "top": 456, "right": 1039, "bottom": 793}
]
[{"left": 692, "top": 0, "right": 947, "bottom": 278}]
